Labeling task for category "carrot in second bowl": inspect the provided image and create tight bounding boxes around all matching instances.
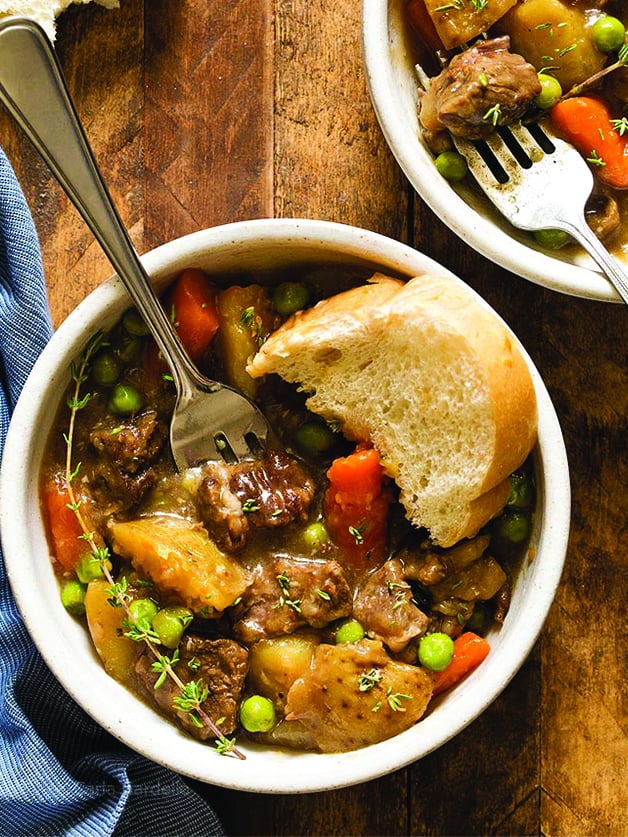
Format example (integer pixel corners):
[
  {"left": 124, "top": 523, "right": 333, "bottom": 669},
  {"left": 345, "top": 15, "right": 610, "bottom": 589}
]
[{"left": 550, "top": 96, "right": 628, "bottom": 190}]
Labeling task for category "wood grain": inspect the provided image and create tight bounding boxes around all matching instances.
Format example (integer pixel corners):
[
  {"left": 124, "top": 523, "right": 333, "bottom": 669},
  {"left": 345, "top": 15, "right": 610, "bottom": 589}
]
[
  {"left": 539, "top": 296, "right": 627, "bottom": 837},
  {"left": 0, "top": 0, "right": 625, "bottom": 833},
  {"left": 144, "top": 0, "right": 274, "bottom": 245},
  {"left": 274, "top": 0, "right": 408, "bottom": 236}
]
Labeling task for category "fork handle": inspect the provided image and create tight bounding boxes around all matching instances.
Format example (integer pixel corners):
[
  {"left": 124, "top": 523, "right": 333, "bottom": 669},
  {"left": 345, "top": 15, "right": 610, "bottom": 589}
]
[
  {"left": 556, "top": 218, "right": 628, "bottom": 305},
  {"left": 0, "top": 17, "right": 209, "bottom": 397}
]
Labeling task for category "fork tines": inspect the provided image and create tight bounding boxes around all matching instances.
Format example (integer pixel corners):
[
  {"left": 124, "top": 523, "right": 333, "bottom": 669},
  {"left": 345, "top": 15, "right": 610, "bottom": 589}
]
[{"left": 455, "top": 121, "right": 556, "bottom": 185}]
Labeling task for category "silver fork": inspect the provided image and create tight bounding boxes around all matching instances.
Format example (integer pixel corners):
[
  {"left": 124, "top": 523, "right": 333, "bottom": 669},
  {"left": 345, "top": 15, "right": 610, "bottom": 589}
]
[
  {"left": 414, "top": 62, "right": 628, "bottom": 305},
  {"left": 0, "top": 17, "right": 269, "bottom": 468},
  {"left": 451, "top": 122, "right": 628, "bottom": 305}
]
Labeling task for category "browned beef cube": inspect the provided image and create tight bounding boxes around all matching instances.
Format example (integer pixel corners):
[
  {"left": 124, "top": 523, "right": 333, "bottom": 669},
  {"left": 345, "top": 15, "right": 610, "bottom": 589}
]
[
  {"left": 134, "top": 635, "right": 248, "bottom": 740},
  {"left": 233, "top": 556, "right": 352, "bottom": 643}
]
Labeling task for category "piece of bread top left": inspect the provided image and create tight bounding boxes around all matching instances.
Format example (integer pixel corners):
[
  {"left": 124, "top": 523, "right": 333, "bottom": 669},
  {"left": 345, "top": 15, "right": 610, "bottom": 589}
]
[{"left": 0, "top": 0, "right": 118, "bottom": 42}]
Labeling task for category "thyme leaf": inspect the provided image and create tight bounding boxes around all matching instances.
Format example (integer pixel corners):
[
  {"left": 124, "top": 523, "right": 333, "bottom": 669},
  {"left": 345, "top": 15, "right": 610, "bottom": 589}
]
[
  {"left": 275, "top": 572, "right": 302, "bottom": 613},
  {"left": 586, "top": 149, "right": 606, "bottom": 168},
  {"left": 483, "top": 104, "right": 502, "bottom": 126},
  {"left": 610, "top": 117, "right": 628, "bottom": 137},
  {"left": 348, "top": 524, "right": 365, "bottom": 545},
  {"left": 358, "top": 668, "right": 383, "bottom": 692},
  {"left": 387, "top": 689, "right": 413, "bottom": 712}
]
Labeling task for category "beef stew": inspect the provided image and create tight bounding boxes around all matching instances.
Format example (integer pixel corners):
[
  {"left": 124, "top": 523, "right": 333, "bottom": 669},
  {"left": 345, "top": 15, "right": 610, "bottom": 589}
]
[{"left": 41, "top": 266, "right": 535, "bottom": 756}]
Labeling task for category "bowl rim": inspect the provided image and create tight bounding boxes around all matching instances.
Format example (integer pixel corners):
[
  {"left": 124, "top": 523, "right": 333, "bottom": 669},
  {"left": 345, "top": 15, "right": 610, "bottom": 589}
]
[
  {"left": 361, "top": 0, "right": 622, "bottom": 304},
  {"left": 0, "top": 218, "right": 571, "bottom": 792}
]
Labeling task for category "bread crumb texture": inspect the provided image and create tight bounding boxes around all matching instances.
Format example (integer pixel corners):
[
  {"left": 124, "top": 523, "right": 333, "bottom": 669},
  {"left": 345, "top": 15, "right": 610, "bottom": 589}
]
[
  {"left": 248, "top": 273, "right": 538, "bottom": 546},
  {"left": 0, "top": 0, "right": 119, "bottom": 42}
]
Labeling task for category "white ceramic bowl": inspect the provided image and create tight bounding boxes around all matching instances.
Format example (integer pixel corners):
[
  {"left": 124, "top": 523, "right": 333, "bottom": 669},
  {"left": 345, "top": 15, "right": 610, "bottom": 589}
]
[
  {"left": 362, "top": 0, "right": 625, "bottom": 303},
  {"left": 0, "top": 219, "right": 570, "bottom": 792}
]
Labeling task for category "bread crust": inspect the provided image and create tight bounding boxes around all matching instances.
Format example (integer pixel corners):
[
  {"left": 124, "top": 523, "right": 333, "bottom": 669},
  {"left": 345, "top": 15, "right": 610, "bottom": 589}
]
[
  {"left": 249, "top": 275, "right": 404, "bottom": 364},
  {"left": 389, "top": 275, "right": 537, "bottom": 496},
  {"left": 248, "top": 273, "right": 537, "bottom": 545}
]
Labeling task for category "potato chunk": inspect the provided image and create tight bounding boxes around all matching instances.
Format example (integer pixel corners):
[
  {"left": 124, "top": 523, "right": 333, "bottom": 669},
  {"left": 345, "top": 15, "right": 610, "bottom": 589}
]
[
  {"left": 248, "top": 631, "right": 321, "bottom": 711},
  {"left": 84, "top": 579, "right": 140, "bottom": 684},
  {"left": 284, "top": 640, "right": 433, "bottom": 752},
  {"left": 497, "top": 0, "right": 605, "bottom": 92},
  {"left": 424, "top": 0, "right": 517, "bottom": 50},
  {"left": 110, "top": 516, "right": 251, "bottom": 614},
  {"left": 216, "top": 285, "right": 277, "bottom": 398}
]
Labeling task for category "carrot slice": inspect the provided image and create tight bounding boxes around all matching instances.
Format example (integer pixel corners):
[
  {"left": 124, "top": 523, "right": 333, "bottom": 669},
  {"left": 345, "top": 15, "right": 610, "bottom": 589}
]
[
  {"left": 43, "top": 478, "right": 88, "bottom": 573},
  {"left": 324, "top": 447, "right": 392, "bottom": 570},
  {"left": 550, "top": 97, "right": 628, "bottom": 190},
  {"left": 432, "top": 632, "right": 491, "bottom": 696},
  {"left": 168, "top": 268, "right": 220, "bottom": 362}
]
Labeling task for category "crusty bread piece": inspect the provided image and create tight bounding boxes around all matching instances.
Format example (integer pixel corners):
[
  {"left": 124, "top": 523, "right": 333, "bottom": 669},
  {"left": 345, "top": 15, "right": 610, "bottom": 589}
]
[
  {"left": 247, "top": 273, "right": 538, "bottom": 546},
  {"left": 1, "top": 0, "right": 118, "bottom": 42}
]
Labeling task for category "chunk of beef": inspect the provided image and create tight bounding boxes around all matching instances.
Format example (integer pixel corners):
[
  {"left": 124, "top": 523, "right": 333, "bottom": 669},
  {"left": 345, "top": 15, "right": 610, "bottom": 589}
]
[
  {"left": 233, "top": 556, "right": 352, "bottom": 644},
  {"left": 493, "top": 578, "right": 512, "bottom": 624},
  {"left": 419, "top": 37, "right": 541, "bottom": 140},
  {"left": 284, "top": 639, "right": 433, "bottom": 752},
  {"left": 401, "top": 535, "right": 490, "bottom": 586},
  {"left": 134, "top": 635, "right": 248, "bottom": 740},
  {"left": 195, "top": 460, "right": 250, "bottom": 551},
  {"left": 88, "top": 410, "right": 166, "bottom": 512},
  {"left": 230, "top": 449, "right": 315, "bottom": 525},
  {"left": 585, "top": 194, "right": 620, "bottom": 242},
  {"left": 427, "top": 555, "right": 506, "bottom": 609},
  {"left": 401, "top": 534, "right": 508, "bottom": 630},
  {"left": 352, "top": 558, "right": 429, "bottom": 653},
  {"left": 196, "top": 450, "right": 315, "bottom": 550}
]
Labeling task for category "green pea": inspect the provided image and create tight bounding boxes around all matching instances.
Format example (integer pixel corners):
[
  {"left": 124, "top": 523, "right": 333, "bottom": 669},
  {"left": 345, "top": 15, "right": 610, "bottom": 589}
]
[
  {"left": 61, "top": 580, "right": 86, "bottom": 616},
  {"left": 76, "top": 553, "right": 111, "bottom": 584},
  {"left": 434, "top": 151, "right": 468, "bottom": 182},
  {"left": 112, "top": 329, "right": 143, "bottom": 364},
  {"left": 294, "top": 419, "right": 336, "bottom": 457},
  {"left": 122, "top": 307, "right": 151, "bottom": 337},
  {"left": 335, "top": 618, "right": 365, "bottom": 644},
  {"left": 533, "top": 228, "right": 570, "bottom": 250},
  {"left": 107, "top": 383, "right": 143, "bottom": 416},
  {"left": 466, "top": 604, "right": 488, "bottom": 633},
  {"left": 272, "top": 282, "right": 310, "bottom": 316},
  {"left": 128, "top": 597, "right": 159, "bottom": 630},
  {"left": 534, "top": 73, "right": 562, "bottom": 110},
  {"left": 494, "top": 512, "right": 531, "bottom": 545},
  {"left": 92, "top": 351, "right": 120, "bottom": 387},
  {"left": 152, "top": 606, "right": 193, "bottom": 649},
  {"left": 592, "top": 16, "right": 626, "bottom": 54},
  {"left": 239, "top": 694, "right": 276, "bottom": 733},
  {"left": 507, "top": 472, "right": 534, "bottom": 510},
  {"left": 302, "top": 521, "right": 329, "bottom": 551},
  {"left": 418, "top": 632, "right": 455, "bottom": 671}
]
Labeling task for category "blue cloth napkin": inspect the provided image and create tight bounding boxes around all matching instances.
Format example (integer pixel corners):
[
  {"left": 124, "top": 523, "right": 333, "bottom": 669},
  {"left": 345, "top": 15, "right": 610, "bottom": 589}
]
[{"left": 0, "top": 148, "right": 226, "bottom": 837}]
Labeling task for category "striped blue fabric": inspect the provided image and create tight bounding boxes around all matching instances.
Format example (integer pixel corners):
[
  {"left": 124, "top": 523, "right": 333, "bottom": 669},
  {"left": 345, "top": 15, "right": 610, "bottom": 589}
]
[{"left": 0, "top": 148, "right": 225, "bottom": 837}]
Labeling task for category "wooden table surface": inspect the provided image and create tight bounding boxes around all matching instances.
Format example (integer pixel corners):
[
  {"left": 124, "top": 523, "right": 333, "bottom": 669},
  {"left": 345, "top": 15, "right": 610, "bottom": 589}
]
[{"left": 1, "top": 1, "right": 625, "bottom": 834}]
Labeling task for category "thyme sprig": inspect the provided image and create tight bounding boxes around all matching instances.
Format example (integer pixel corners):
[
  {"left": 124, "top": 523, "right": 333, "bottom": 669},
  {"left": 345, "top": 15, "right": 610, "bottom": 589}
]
[
  {"left": 561, "top": 43, "right": 628, "bottom": 101},
  {"left": 64, "top": 333, "right": 245, "bottom": 759}
]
